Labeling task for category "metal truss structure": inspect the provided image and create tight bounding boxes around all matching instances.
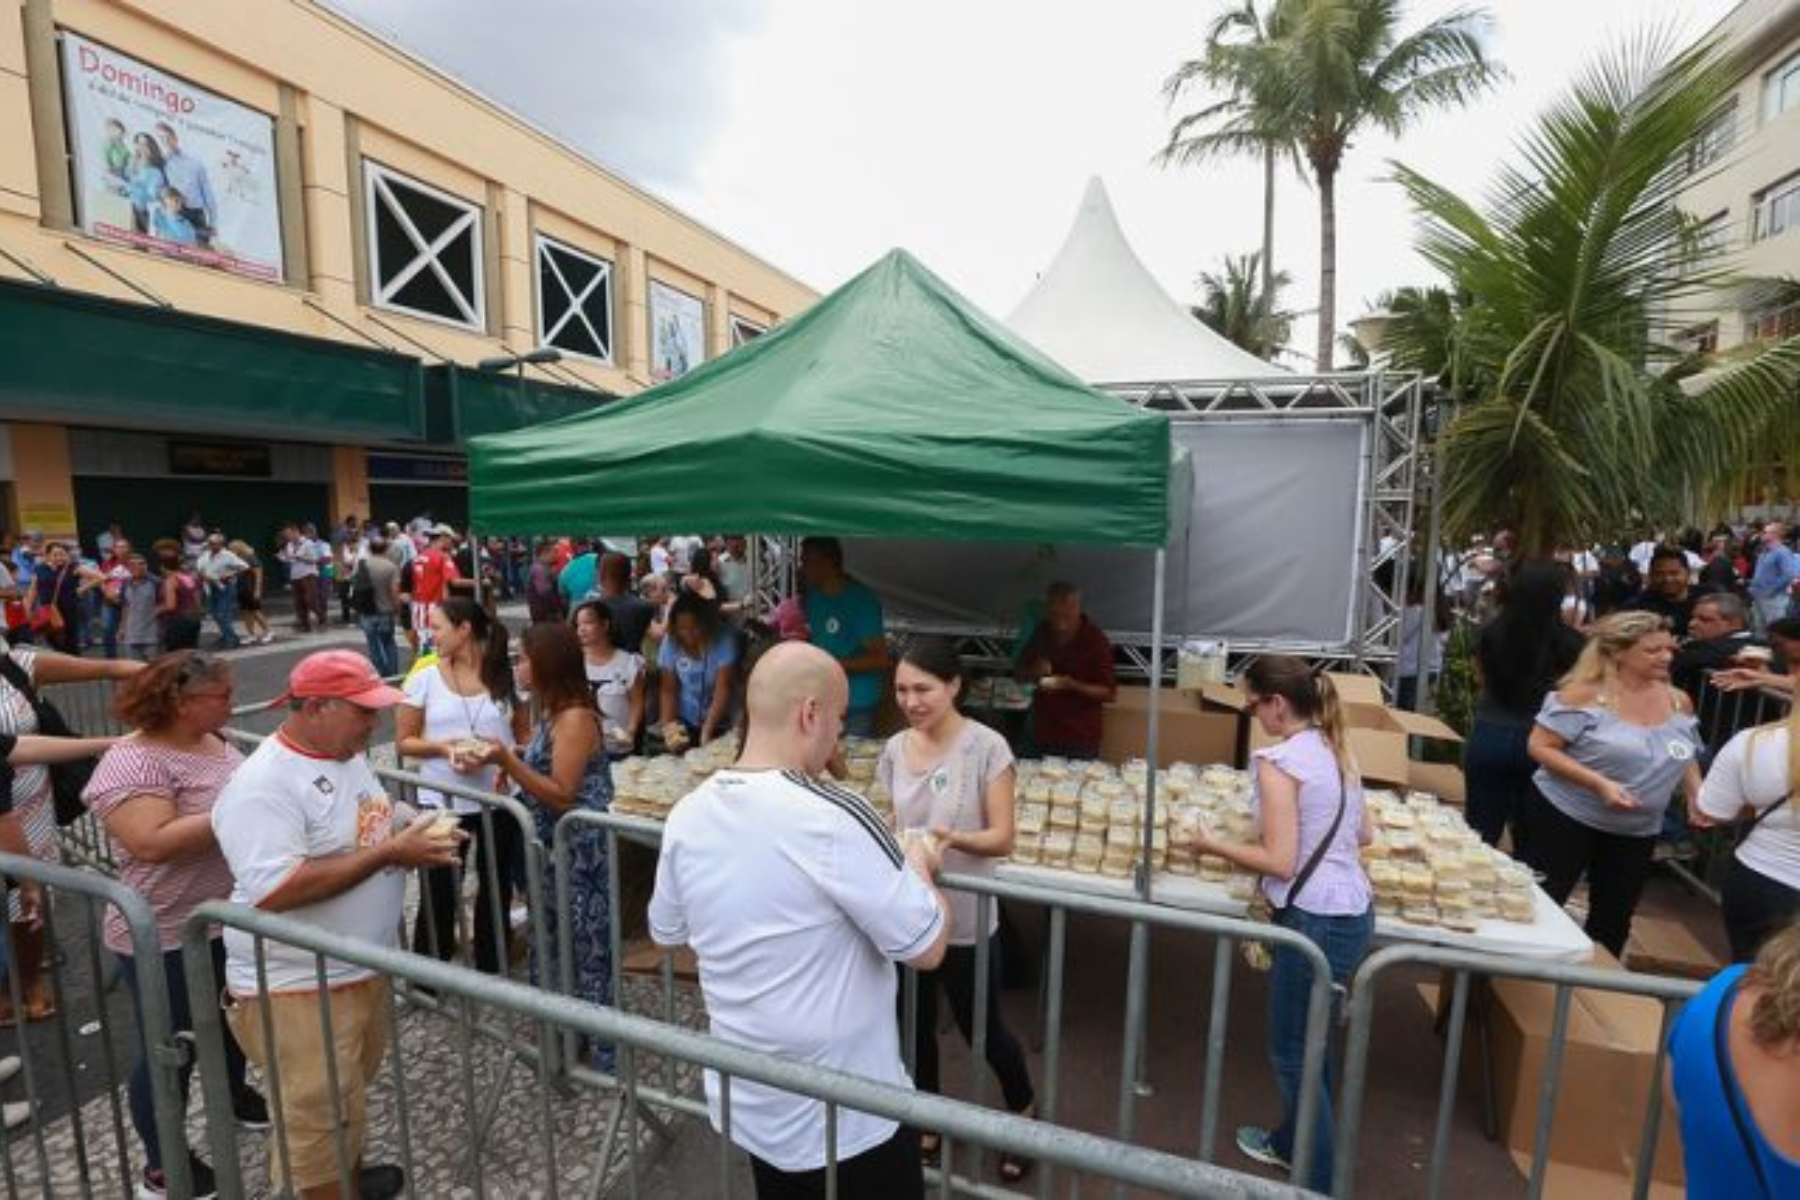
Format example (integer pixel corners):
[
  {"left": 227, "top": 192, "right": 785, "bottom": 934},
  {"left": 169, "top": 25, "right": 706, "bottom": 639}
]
[
  {"left": 1104, "top": 371, "right": 1424, "bottom": 681},
  {"left": 747, "top": 372, "right": 1424, "bottom": 689},
  {"left": 878, "top": 372, "right": 1425, "bottom": 687}
]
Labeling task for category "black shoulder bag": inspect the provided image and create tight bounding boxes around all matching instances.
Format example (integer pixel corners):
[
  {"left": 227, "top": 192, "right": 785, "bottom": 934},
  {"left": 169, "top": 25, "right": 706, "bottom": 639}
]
[{"left": 0, "top": 653, "right": 96, "bottom": 826}]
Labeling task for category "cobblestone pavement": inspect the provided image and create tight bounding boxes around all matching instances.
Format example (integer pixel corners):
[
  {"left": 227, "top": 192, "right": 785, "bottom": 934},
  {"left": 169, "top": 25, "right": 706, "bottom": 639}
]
[{"left": 0, "top": 854, "right": 715, "bottom": 1200}]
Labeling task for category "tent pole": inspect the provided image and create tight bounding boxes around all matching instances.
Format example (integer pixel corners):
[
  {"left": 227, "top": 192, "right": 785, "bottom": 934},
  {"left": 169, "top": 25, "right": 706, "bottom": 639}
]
[
  {"left": 748, "top": 534, "right": 763, "bottom": 623},
  {"left": 1139, "top": 548, "right": 1166, "bottom": 903},
  {"left": 468, "top": 523, "right": 486, "bottom": 615}
]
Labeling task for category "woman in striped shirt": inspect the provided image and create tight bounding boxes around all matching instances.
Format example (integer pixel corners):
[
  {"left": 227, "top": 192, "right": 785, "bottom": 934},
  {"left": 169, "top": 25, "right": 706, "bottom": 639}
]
[{"left": 84, "top": 651, "right": 265, "bottom": 1199}]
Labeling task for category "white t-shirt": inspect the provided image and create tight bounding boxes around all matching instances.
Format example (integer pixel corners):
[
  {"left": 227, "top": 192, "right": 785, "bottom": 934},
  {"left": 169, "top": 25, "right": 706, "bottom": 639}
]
[
  {"left": 212, "top": 733, "right": 405, "bottom": 994},
  {"left": 584, "top": 649, "right": 643, "bottom": 755},
  {"left": 1629, "top": 540, "right": 1658, "bottom": 576},
  {"left": 282, "top": 537, "right": 323, "bottom": 579},
  {"left": 402, "top": 665, "right": 513, "bottom": 813},
  {"left": 669, "top": 535, "right": 703, "bottom": 574},
  {"left": 649, "top": 768, "right": 944, "bottom": 1172},
  {"left": 1697, "top": 723, "right": 1800, "bottom": 890}
]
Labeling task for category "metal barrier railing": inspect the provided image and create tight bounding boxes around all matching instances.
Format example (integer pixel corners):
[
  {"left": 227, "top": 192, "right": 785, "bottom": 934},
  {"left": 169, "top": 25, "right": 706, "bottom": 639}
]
[
  {"left": 180, "top": 899, "right": 1322, "bottom": 1199},
  {"left": 0, "top": 853, "right": 195, "bottom": 1197},
  {"left": 552, "top": 807, "right": 1342, "bottom": 1195},
  {"left": 1334, "top": 942, "right": 1701, "bottom": 1200}
]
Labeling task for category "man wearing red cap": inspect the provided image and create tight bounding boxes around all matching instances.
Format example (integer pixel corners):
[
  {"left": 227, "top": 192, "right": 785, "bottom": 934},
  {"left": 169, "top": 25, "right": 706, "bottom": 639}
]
[{"left": 212, "top": 650, "right": 459, "bottom": 1200}]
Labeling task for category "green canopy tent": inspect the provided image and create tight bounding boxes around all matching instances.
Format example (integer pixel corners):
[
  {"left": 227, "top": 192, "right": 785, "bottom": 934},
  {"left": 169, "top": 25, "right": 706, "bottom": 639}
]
[
  {"left": 469, "top": 248, "right": 1192, "bottom": 895},
  {"left": 468, "top": 249, "right": 1188, "bottom": 546}
]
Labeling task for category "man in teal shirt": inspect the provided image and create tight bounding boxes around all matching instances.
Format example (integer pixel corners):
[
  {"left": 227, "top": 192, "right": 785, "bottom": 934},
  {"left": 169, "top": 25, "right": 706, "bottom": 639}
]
[
  {"left": 799, "top": 537, "right": 889, "bottom": 736},
  {"left": 558, "top": 542, "right": 599, "bottom": 609}
]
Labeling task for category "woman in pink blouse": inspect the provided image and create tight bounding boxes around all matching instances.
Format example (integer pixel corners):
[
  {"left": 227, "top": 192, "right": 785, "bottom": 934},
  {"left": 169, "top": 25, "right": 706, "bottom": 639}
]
[
  {"left": 85, "top": 651, "right": 264, "bottom": 1199},
  {"left": 1195, "top": 656, "right": 1374, "bottom": 1192}
]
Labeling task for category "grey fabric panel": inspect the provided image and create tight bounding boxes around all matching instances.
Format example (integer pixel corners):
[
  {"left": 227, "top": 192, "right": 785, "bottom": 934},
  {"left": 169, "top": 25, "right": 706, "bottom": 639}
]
[{"left": 842, "top": 420, "right": 1365, "bottom": 645}]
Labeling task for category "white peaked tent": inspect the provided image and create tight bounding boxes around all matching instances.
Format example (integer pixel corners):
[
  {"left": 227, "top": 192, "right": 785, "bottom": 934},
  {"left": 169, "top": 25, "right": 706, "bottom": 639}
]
[{"left": 1008, "top": 177, "right": 1288, "bottom": 383}]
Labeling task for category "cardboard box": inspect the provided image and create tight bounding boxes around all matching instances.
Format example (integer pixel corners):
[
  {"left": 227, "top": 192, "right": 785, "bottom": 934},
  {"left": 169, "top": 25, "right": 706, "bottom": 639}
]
[
  {"left": 1505, "top": 1152, "right": 1684, "bottom": 1200},
  {"left": 1485, "top": 948, "right": 1685, "bottom": 1186},
  {"left": 1199, "top": 673, "right": 1466, "bottom": 802},
  {"left": 1100, "top": 687, "right": 1238, "bottom": 767},
  {"left": 1625, "top": 916, "right": 1721, "bottom": 982}
]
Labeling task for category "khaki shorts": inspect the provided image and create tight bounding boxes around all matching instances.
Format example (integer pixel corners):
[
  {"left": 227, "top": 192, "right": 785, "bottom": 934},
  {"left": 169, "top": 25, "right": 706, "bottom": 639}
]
[{"left": 226, "top": 978, "right": 390, "bottom": 1191}]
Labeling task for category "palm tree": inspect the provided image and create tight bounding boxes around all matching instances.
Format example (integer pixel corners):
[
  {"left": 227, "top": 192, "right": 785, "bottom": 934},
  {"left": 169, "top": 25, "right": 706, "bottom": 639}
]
[
  {"left": 1393, "top": 33, "right": 1800, "bottom": 556},
  {"left": 1159, "top": 0, "right": 1297, "bottom": 313},
  {"left": 1191, "top": 251, "right": 1293, "bottom": 360},
  {"left": 1267, "top": 0, "right": 1503, "bottom": 369}
]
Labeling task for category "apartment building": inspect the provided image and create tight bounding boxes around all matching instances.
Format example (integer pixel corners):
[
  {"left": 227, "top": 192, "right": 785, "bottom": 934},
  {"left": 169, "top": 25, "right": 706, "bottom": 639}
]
[
  {"left": 1671, "top": 0, "right": 1800, "bottom": 356},
  {"left": 0, "top": 0, "right": 815, "bottom": 546}
]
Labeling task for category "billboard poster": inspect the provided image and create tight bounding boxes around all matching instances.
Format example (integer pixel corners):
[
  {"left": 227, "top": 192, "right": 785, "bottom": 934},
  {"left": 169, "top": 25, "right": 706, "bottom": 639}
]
[
  {"left": 649, "top": 280, "right": 705, "bottom": 382},
  {"left": 60, "top": 32, "right": 284, "bottom": 282}
]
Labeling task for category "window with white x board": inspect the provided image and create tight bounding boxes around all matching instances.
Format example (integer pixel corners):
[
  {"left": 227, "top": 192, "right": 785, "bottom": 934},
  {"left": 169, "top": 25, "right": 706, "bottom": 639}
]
[
  {"left": 365, "top": 161, "right": 485, "bottom": 330},
  {"left": 535, "top": 234, "right": 614, "bottom": 362}
]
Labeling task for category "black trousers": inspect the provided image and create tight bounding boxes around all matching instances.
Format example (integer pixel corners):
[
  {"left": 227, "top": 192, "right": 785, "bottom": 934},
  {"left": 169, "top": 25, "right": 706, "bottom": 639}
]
[
  {"left": 1524, "top": 792, "right": 1655, "bottom": 957},
  {"left": 907, "top": 944, "right": 1035, "bottom": 1114},
  {"left": 1722, "top": 856, "right": 1800, "bottom": 963},
  {"left": 750, "top": 1128, "right": 922, "bottom": 1200},
  {"left": 412, "top": 810, "right": 522, "bottom": 974}
]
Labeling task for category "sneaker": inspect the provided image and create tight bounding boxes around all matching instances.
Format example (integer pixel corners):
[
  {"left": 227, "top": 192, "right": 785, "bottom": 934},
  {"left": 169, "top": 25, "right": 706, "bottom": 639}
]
[
  {"left": 233, "top": 1088, "right": 271, "bottom": 1130},
  {"left": 2, "top": 1101, "right": 28, "bottom": 1131},
  {"left": 359, "top": 1163, "right": 406, "bottom": 1199},
  {"left": 1235, "top": 1125, "right": 1291, "bottom": 1172},
  {"left": 136, "top": 1152, "right": 218, "bottom": 1199},
  {"left": 0, "top": 1055, "right": 18, "bottom": 1084}
]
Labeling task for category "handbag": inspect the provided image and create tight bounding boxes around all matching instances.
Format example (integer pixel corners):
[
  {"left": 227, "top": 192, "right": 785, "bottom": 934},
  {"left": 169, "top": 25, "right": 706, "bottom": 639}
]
[
  {"left": 1241, "top": 767, "right": 1349, "bottom": 973},
  {"left": 30, "top": 567, "right": 70, "bottom": 632},
  {"left": 350, "top": 560, "right": 379, "bottom": 617},
  {"left": 0, "top": 653, "right": 96, "bottom": 826}
]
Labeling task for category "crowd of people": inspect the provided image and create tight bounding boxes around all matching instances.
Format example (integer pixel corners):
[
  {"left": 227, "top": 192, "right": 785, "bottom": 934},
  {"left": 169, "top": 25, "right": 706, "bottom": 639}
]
[{"left": 4, "top": 507, "right": 1800, "bottom": 1197}]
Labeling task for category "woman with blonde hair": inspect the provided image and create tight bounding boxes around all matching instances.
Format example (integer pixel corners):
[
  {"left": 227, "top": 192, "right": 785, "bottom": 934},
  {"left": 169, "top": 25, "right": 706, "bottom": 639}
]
[
  {"left": 1194, "top": 656, "right": 1373, "bottom": 1190},
  {"left": 1527, "top": 610, "right": 1703, "bottom": 955},
  {"left": 1668, "top": 921, "right": 1800, "bottom": 1196},
  {"left": 227, "top": 539, "right": 271, "bottom": 645},
  {"left": 1694, "top": 646, "right": 1800, "bottom": 961}
]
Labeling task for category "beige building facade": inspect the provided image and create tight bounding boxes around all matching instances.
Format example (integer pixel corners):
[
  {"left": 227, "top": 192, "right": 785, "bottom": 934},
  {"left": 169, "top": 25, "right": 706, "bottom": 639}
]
[
  {"left": 1671, "top": 0, "right": 1800, "bottom": 356},
  {"left": 0, "top": 0, "right": 815, "bottom": 546}
]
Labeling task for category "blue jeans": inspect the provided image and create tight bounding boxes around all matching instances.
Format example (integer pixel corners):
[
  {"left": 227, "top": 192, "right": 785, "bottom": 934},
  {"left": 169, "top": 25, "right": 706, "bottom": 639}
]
[
  {"left": 1463, "top": 717, "right": 1534, "bottom": 855},
  {"left": 102, "top": 602, "right": 122, "bottom": 658},
  {"left": 207, "top": 584, "right": 240, "bottom": 648},
  {"left": 118, "top": 939, "right": 249, "bottom": 1172},
  {"left": 359, "top": 613, "right": 400, "bottom": 679},
  {"left": 1268, "top": 904, "right": 1373, "bottom": 1193}
]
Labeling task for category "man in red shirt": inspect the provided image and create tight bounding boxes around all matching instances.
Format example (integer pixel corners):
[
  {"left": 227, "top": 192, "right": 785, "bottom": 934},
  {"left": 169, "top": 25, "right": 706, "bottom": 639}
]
[
  {"left": 409, "top": 525, "right": 460, "bottom": 650},
  {"left": 1017, "top": 581, "right": 1116, "bottom": 760}
]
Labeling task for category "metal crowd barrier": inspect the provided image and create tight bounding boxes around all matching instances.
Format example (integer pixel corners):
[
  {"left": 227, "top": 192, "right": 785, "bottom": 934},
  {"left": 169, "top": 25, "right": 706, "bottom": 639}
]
[
  {"left": 552, "top": 807, "right": 1341, "bottom": 1196},
  {"left": 1334, "top": 943, "right": 1701, "bottom": 1200},
  {"left": 180, "top": 899, "right": 1321, "bottom": 1199},
  {"left": 0, "top": 853, "right": 195, "bottom": 1197}
]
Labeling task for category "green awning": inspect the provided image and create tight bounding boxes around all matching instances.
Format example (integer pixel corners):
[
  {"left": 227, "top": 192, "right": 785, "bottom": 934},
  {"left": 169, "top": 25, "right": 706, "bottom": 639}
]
[
  {"left": 428, "top": 364, "right": 611, "bottom": 444},
  {"left": 0, "top": 277, "right": 425, "bottom": 442},
  {"left": 470, "top": 249, "right": 1182, "bottom": 547}
]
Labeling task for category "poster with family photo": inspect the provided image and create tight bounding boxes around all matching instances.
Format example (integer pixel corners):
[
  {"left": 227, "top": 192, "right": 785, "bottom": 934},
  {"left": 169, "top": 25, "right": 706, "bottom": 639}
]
[
  {"left": 649, "top": 280, "right": 706, "bottom": 382},
  {"left": 60, "top": 32, "right": 284, "bottom": 282}
]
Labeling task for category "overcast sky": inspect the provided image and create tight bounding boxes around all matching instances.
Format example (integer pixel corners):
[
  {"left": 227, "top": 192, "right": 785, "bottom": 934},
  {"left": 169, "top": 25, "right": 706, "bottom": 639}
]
[{"left": 328, "top": 0, "right": 1741, "bottom": 365}]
